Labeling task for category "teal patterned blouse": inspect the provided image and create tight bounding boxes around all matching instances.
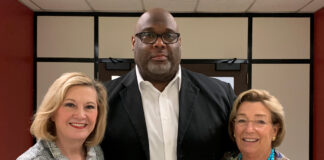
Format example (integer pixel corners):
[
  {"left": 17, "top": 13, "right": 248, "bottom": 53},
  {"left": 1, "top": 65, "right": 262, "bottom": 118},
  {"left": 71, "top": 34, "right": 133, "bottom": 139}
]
[{"left": 222, "top": 149, "right": 289, "bottom": 160}]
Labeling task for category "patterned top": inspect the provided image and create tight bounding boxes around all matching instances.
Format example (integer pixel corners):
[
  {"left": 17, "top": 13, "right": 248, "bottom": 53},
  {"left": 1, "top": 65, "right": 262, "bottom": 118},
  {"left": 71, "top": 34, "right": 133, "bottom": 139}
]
[
  {"left": 222, "top": 149, "right": 289, "bottom": 160},
  {"left": 17, "top": 140, "right": 104, "bottom": 160}
]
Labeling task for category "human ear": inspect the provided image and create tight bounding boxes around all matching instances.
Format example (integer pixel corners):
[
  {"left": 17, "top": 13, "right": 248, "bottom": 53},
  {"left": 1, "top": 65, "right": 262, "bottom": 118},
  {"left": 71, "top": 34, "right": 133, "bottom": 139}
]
[
  {"left": 131, "top": 36, "right": 135, "bottom": 51},
  {"left": 272, "top": 124, "right": 279, "bottom": 137},
  {"left": 178, "top": 37, "right": 181, "bottom": 47}
]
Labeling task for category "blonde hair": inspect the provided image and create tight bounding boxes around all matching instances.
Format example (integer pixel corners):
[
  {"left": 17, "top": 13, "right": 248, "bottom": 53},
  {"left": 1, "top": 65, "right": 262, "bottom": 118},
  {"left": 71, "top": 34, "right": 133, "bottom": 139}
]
[
  {"left": 30, "top": 72, "right": 107, "bottom": 147},
  {"left": 228, "top": 89, "right": 286, "bottom": 148}
]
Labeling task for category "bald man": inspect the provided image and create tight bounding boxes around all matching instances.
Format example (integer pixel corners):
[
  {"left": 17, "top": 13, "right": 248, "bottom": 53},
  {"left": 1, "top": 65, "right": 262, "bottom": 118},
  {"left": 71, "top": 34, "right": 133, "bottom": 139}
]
[{"left": 101, "top": 8, "right": 236, "bottom": 160}]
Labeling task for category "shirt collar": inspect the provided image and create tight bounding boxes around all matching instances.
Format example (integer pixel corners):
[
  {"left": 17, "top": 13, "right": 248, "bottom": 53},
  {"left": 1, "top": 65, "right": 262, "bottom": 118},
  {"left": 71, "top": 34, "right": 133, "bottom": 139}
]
[{"left": 135, "top": 65, "right": 182, "bottom": 91}]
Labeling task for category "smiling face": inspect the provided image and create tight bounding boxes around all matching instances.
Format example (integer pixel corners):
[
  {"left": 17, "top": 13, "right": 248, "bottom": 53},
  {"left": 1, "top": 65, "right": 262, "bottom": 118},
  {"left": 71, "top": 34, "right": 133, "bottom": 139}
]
[
  {"left": 234, "top": 101, "right": 278, "bottom": 157},
  {"left": 52, "top": 85, "right": 98, "bottom": 143},
  {"left": 132, "top": 8, "right": 181, "bottom": 82}
]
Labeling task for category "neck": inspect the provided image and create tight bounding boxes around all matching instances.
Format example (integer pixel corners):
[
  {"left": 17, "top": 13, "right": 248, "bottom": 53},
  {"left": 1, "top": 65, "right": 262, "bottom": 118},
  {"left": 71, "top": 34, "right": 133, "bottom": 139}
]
[
  {"left": 152, "top": 81, "right": 169, "bottom": 92},
  {"left": 55, "top": 138, "right": 86, "bottom": 160},
  {"left": 241, "top": 149, "right": 273, "bottom": 160}
]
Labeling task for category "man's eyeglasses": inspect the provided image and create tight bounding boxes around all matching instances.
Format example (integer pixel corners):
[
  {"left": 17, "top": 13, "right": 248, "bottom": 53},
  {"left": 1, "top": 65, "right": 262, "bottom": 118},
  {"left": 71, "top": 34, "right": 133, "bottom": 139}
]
[{"left": 135, "top": 32, "right": 180, "bottom": 44}]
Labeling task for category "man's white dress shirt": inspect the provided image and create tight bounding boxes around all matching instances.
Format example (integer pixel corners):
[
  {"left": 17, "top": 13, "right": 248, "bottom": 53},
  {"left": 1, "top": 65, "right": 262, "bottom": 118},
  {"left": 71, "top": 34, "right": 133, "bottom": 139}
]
[{"left": 136, "top": 65, "right": 181, "bottom": 160}]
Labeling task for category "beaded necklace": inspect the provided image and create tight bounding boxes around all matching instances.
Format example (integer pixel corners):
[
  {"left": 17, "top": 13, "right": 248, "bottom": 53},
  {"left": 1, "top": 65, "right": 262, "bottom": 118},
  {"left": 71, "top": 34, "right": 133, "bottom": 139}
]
[{"left": 238, "top": 149, "right": 275, "bottom": 160}]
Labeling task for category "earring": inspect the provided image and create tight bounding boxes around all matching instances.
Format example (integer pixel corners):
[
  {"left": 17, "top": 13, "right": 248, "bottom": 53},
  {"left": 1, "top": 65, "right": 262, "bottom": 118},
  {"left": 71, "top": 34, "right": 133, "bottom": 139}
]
[
  {"left": 234, "top": 134, "right": 236, "bottom": 138},
  {"left": 272, "top": 137, "right": 276, "bottom": 141}
]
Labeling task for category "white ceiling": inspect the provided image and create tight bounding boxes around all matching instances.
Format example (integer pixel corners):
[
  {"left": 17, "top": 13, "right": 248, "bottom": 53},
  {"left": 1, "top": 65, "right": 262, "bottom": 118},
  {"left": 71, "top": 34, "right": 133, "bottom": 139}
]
[{"left": 19, "top": 0, "right": 324, "bottom": 13}]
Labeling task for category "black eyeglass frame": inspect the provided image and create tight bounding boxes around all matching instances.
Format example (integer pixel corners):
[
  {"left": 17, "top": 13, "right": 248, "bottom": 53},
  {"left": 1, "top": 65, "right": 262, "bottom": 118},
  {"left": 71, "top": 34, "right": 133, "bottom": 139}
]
[{"left": 135, "top": 32, "right": 181, "bottom": 44}]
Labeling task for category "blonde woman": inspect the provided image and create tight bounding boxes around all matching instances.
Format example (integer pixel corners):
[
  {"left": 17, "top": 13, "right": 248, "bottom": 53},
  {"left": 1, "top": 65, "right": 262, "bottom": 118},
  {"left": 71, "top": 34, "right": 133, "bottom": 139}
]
[{"left": 17, "top": 72, "right": 107, "bottom": 160}]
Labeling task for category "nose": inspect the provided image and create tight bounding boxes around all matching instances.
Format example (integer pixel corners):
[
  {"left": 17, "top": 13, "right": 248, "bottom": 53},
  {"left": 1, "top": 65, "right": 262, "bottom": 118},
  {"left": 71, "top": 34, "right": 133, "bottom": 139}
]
[
  {"left": 152, "top": 37, "right": 166, "bottom": 49},
  {"left": 244, "top": 121, "right": 256, "bottom": 132},
  {"left": 74, "top": 108, "right": 86, "bottom": 119}
]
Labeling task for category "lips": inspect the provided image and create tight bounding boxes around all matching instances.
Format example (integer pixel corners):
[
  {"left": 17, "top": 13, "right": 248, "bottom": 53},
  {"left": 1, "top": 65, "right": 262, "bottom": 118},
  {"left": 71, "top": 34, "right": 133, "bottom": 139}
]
[
  {"left": 151, "top": 54, "right": 167, "bottom": 61},
  {"left": 69, "top": 122, "right": 87, "bottom": 129}
]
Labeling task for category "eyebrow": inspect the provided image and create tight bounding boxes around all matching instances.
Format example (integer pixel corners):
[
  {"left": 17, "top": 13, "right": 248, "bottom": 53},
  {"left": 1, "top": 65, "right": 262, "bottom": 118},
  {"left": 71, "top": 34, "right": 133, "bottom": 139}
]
[
  {"left": 236, "top": 113, "right": 267, "bottom": 118},
  {"left": 86, "top": 102, "right": 97, "bottom": 105},
  {"left": 63, "top": 99, "right": 97, "bottom": 105},
  {"left": 63, "top": 98, "right": 75, "bottom": 102},
  {"left": 255, "top": 114, "right": 267, "bottom": 117},
  {"left": 236, "top": 113, "right": 246, "bottom": 117}
]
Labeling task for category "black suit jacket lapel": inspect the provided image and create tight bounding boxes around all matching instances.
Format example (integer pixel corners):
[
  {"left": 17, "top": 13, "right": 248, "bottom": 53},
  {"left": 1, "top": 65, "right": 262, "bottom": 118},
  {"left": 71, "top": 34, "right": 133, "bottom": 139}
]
[
  {"left": 119, "top": 70, "right": 150, "bottom": 159},
  {"left": 177, "top": 70, "right": 200, "bottom": 146}
]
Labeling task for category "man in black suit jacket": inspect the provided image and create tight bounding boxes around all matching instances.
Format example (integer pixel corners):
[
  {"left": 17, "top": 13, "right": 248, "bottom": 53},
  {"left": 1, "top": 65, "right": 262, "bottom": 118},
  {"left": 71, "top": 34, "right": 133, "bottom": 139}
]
[{"left": 101, "top": 8, "right": 236, "bottom": 160}]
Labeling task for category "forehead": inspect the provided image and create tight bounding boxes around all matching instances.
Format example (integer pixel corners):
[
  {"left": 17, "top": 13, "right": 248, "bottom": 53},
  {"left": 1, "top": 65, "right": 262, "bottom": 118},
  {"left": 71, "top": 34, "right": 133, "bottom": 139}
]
[
  {"left": 64, "top": 85, "right": 96, "bottom": 98},
  {"left": 236, "top": 101, "right": 272, "bottom": 118},
  {"left": 135, "top": 12, "right": 178, "bottom": 33}
]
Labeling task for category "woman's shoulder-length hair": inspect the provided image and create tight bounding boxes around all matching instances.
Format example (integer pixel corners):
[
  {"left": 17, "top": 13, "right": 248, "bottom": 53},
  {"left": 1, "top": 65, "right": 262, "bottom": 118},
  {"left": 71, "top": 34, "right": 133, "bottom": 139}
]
[{"left": 30, "top": 72, "right": 108, "bottom": 147}]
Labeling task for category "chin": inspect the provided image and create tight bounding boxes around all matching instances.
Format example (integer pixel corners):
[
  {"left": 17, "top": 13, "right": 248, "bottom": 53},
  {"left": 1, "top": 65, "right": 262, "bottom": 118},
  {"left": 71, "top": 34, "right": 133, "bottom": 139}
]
[
  {"left": 68, "top": 133, "right": 90, "bottom": 141},
  {"left": 239, "top": 147, "right": 259, "bottom": 155},
  {"left": 148, "top": 61, "right": 171, "bottom": 72}
]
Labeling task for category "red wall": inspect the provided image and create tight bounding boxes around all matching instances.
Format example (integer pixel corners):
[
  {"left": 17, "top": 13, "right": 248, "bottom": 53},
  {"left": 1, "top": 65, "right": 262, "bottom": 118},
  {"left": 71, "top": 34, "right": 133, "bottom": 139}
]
[
  {"left": 0, "top": 1, "right": 34, "bottom": 159},
  {"left": 314, "top": 7, "right": 324, "bottom": 160}
]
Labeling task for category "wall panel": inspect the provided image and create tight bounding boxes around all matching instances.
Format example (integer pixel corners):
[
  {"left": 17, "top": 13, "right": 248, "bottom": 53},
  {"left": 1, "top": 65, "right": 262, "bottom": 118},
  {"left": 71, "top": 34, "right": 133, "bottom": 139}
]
[
  {"left": 37, "top": 16, "right": 94, "bottom": 58},
  {"left": 253, "top": 18, "right": 310, "bottom": 59},
  {"left": 176, "top": 17, "right": 248, "bottom": 59},
  {"left": 99, "top": 17, "right": 137, "bottom": 58}
]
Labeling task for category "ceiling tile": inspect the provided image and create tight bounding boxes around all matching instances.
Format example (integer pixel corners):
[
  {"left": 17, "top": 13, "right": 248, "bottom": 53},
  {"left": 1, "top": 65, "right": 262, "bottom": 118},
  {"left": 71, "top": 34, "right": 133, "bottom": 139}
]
[
  {"left": 87, "top": 0, "right": 143, "bottom": 12},
  {"left": 197, "top": 0, "right": 255, "bottom": 13},
  {"left": 143, "top": 0, "right": 197, "bottom": 12},
  {"left": 248, "top": 0, "right": 311, "bottom": 12},
  {"left": 19, "top": 0, "right": 42, "bottom": 11},
  {"left": 18, "top": 0, "right": 324, "bottom": 13},
  {"left": 32, "top": 0, "right": 92, "bottom": 12},
  {"left": 299, "top": 0, "right": 324, "bottom": 13}
]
